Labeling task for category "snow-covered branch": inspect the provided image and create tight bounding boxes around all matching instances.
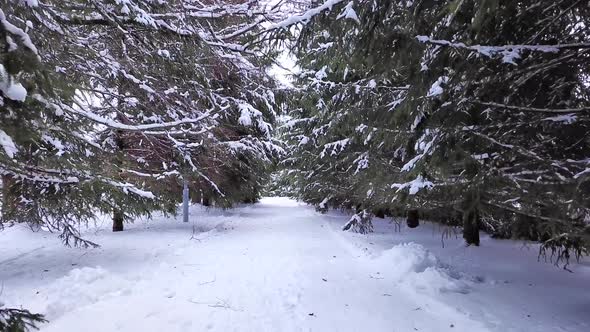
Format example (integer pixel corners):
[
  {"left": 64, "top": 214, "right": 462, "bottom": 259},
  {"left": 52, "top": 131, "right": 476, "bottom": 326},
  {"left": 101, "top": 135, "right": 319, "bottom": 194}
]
[
  {"left": 416, "top": 36, "right": 590, "bottom": 64},
  {"left": 475, "top": 101, "right": 589, "bottom": 114},
  {"left": 268, "top": 0, "right": 347, "bottom": 30}
]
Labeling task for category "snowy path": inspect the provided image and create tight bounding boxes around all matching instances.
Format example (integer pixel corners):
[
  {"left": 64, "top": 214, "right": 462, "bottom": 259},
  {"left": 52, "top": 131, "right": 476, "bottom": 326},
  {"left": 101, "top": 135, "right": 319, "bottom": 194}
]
[{"left": 1, "top": 198, "right": 588, "bottom": 332}]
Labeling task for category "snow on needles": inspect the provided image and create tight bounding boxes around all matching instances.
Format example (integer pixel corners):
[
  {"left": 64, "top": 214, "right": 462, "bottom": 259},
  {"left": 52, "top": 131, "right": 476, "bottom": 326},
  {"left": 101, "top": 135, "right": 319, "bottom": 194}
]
[
  {"left": 391, "top": 175, "right": 434, "bottom": 195},
  {"left": 0, "top": 64, "right": 27, "bottom": 102},
  {"left": 24, "top": 0, "right": 40, "bottom": 7},
  {"left": 415, "top": 36, "right": 566, "bottom": 65},
  {"left": 320, "top": 138, "right": 351, "bottom": 158},
  {"left": 336, "top": 2, "right": 360, "bottom": 24},
  {"left": 238, "top": 103, "right": 272, "bottom": 137},
  {"left": 0, "top": 129, "right": 18, "bottom": 158},
  {"left": 0, "top": 8, "right": 38, "bottom": 54},
  {"left": 427, "top": 76, "right": 449, "bottom": 97},
  {"left": 269, "top": 0, "right": 347, "bottom": 29},
  {"left": 543, "top": 113, "right": 577, "bottom": 124}
]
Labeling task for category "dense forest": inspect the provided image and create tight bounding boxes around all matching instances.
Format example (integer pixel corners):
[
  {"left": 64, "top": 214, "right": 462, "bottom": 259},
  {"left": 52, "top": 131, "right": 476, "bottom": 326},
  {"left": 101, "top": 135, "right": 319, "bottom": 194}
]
[
  {"left": 278, "top": 0, "right": 589, "bottom": 260},
  {"left": 1, "top": 1, "right": 589, "bottom": 330}
]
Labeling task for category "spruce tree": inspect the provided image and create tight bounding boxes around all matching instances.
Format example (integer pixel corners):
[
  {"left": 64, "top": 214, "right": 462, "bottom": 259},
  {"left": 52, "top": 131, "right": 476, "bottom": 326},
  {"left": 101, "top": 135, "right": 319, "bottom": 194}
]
[
  {"left": 2, "top": 0, "right": 282, "bottom": 240},
  {"left": 0, "top": 307, "right": 46, "bottom": 332},
  {"left": 278, "top": 0, "right": 589, "bottom": 264}
]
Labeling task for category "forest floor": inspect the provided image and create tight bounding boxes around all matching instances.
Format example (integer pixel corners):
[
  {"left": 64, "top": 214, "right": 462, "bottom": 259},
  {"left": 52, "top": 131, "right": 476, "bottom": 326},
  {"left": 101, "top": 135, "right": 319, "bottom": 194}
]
[{"left": 1, "top": 197, "right": 589, "bottom": 332}]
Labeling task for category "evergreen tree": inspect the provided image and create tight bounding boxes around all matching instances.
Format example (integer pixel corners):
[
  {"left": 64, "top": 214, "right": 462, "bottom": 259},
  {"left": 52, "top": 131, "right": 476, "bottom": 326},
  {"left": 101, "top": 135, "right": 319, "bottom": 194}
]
[
  {"left": 0, "top": 307, "right": 46, "bottom": 332},
  {"left": 1, "top": 0, "right": 282, "bottom": 240},
  {"left": 278, "top": 0, "right": 589, "bottom": 266}
]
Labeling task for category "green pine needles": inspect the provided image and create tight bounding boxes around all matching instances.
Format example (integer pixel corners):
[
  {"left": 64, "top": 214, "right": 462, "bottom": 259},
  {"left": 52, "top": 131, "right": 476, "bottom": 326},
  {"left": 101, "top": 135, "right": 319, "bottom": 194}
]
[{"left": 278, "top": 0, "right": 590, "bottom": 267}]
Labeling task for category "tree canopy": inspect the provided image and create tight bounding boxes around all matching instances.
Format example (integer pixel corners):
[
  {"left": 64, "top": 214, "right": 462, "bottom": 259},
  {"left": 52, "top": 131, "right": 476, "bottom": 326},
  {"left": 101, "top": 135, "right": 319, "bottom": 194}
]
[{"left": 278, "top": 0, "right": 590, "bottom": 266}]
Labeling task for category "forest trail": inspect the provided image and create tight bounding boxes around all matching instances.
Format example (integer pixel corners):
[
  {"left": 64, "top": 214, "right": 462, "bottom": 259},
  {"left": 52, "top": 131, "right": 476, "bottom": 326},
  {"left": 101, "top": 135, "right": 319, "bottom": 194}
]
[{"left": 1, "top": 198, "right": 588, "bottom": 332}]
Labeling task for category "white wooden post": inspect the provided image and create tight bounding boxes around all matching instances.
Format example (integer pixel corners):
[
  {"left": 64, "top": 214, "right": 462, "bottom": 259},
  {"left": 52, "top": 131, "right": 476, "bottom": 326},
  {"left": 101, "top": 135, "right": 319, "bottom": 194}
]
[{"left": 183, "top": 179, "right": 189, "bottom": 223}]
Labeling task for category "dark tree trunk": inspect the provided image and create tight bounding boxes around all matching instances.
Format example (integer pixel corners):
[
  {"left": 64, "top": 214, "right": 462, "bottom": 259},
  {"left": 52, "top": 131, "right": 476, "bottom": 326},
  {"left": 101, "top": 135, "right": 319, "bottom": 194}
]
[
  {"left": 463, "top": 209, "right": 480, "bottom": 246},
  {"left": 242, "top": 197, "right": 256, "bottom": 204},
  {"left": 202, "top": 196, "right": 211, "bottom": 206},
  {"left": 374, "top": 209, "right": 386, "bottom": 219},
  {"left": 112, "top": 210, "right": 124, "bottom": 232},
  {"left": 1, "top": 175, "right": 19, "bottom": 222},
  {"left": 407, "top": 209, "right": 419, "bottom": 228}
]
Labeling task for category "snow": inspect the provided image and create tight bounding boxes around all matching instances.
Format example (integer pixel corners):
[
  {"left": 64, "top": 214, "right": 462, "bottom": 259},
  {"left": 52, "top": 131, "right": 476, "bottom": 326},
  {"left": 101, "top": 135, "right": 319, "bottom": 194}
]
[
  {"left": 25, "top": 0, "right": 39, "bottom": 6},
  {"left": 298, "top": 136, "right": 309, "bottom": 146},
  {"left": 318, "top": 197, "right": 329, "bottom": 209},
  {"left": 411, "top": 112, "right": 425, "bottom": 131},
  {"left": 401, "top": 132, "right": 438, "bottom": 171},
  {"left": 269, "top": 0, "right": 347, "bottom": 30},
  {"left": 543, "top": 113, "right": 577, "bottom": 124},
  {"left": 315, "top": 66, "right": 328, "bottom": 80},
  {"left": 336, "top": 2, "right": 360, "bottom": 24},
  {"left": 237, "top": 102, "right": 271, "bottom": 137},
  {"left": 102, "top": 180, "right": 156, "bottom": 199},
  {"left": 354, "top": 153, "right": 369, "bottom": 174},
  {"left": 53, "top": 96, "right": 212, "bottom": 131},
  {"left": 427, "top": 76, "right": 449, "bottom": 97},
  {"left": 1, "top": 198, "right": 589, "bottom": 332},
  {"left": 371, "top": 243, "right": 469, "bottom": 294},
  {"left": 574, "top": 168, "right": 590, "bottom": 179},
  {"left": 391, "top": 175, "right": 434, "bottom": 195},
  {"left": 0, "top": 129, "right": 18, "bottom": 158},
  {"left": 157, "top": 49, "right": 171, "bottom": 58},
  {"left": 42, "top": 134, "right": 66, "bottom": 156},
  {"left": 415, "top": 36, "right": 567, "bottom": 65},
  {"left": 401, "top": 154, "right": 422, "bottom": 171},
  {"left": 0, "top": 80, "right": 27, "bottom": 102},
  {"left": 238, "top": 104, "right": 254, "bottom": 126},
  {"left": 0, "top": 9, "right": 38, "bottom": 54},
  {"left": 320, "top": 138, "right": 350, "bottom": 158},
  {"left": 1, "top": 65, "right": 28, "bottom": 102}
]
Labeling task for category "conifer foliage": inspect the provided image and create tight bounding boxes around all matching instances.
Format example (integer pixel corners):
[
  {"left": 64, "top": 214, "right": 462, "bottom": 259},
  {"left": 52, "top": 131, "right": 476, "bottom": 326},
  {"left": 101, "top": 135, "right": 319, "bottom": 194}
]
[
  {"left": 280, "top": 0, "right": 590, "bottom": 265},
  {"left": 1, "top": 0, "right": 282, "bottom": 241},
  {"left": 1, "top": 1, "right": 288, "bottom": 328},
  {"left": 0, "top": 307, "right": 46, "bottom": 332}
]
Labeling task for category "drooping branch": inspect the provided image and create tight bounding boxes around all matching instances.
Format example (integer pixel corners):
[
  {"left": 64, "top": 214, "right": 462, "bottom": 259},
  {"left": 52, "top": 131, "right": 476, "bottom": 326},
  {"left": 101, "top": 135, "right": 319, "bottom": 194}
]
[
  {"left": 267, "top": 0, "right": 347, "bottom": 31},
  {"left": 416, "top": 36, "right": 590, "bottom": 53},
  {"left": 475, "top": 101, "right": 589, "bottom": 114}
]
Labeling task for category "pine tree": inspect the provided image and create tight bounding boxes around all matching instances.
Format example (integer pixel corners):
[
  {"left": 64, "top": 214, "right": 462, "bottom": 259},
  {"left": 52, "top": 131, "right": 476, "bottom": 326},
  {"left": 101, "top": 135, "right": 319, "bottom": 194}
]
[
  {"left": 277, "top": 0, "right": 589, "bottom": 264},
  {"left": 0, "top": 307, "right": 46, "bottom": 332},
  {"left": 1, "top": 1, "right": 282, "bottom": 241}
]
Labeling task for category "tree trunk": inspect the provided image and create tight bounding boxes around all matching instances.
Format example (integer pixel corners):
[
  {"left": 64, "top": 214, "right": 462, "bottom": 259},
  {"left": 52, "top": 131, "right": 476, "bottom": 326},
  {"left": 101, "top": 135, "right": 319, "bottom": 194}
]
[
  {"left": 202, "top": 196, "right": 211, "bottom": 207},
  {"left": 374, "top": 209, "right": 386, "bottom": 219},
  {"left": 463, "top": 209, "right": 480, "bottom": 246},
  {"left": 112, "top": 210, "right": 124, "bottom": 232},
  {"left": 407, "top": 209, "right": 419, "bottom": 228},
  {"left": 1, "top": 175, "right": 19, "bottom": 222},
  {"left": 242, "top": 196, "right": 256, "bottom": 204}
]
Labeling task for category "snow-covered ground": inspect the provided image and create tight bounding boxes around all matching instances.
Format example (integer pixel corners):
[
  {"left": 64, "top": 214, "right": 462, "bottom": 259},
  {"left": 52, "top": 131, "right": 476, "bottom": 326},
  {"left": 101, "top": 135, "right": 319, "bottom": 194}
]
[{"left": 1, "top": 197, "right": 588, "bottom": 332}]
